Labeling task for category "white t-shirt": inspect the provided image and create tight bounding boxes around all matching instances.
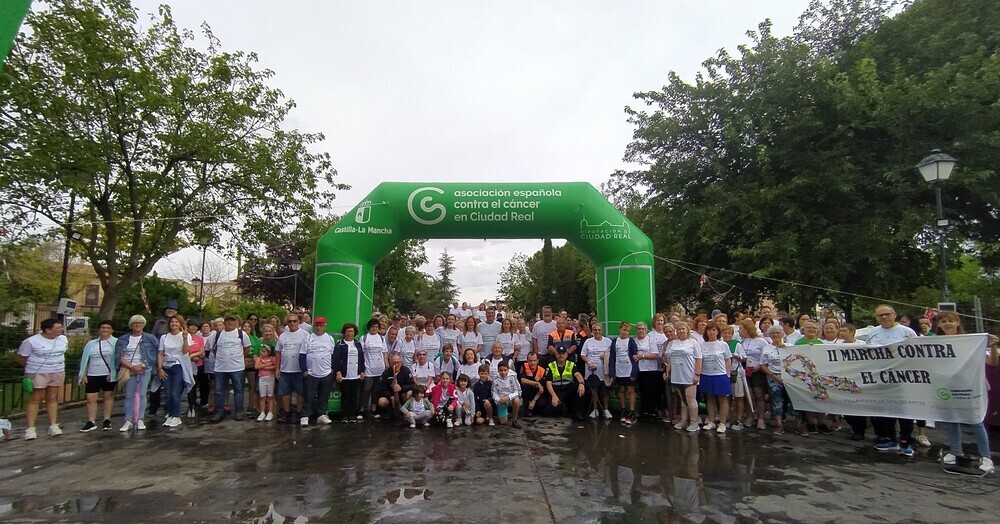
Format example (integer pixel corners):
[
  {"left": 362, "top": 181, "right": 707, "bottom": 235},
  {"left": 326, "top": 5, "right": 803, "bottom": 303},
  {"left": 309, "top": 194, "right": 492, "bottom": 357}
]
[
  {"left": 581, "top": 336, "right": 612, "bottom": 380},
  {"left": 397, "top": 338, "right": 417, "bottom": 369},
  {"left": 213, "top": 330, "right": 247, "bottom": 373},
  {"left": 122, "top": 335, "right": 144, "bottom": 368},
  {"left": 667, "top": 338, "right": 703, "bottom": 385},
  {"left": 342, "top": 339, "right": 362, "bottom": 379},
  {"left": 761, "top": 344, "right": 783, "bottom": 377},
  {"left": 361, "top": 333, "right": 387, "bottom": 376},
  {"left": 159, "top": 332, "right": 191, "bottom": 368},
  {"left": 699, "top": 340, "right": 730, "bottom": 377},
  {"left": 18, "top": 334, "right": 68, "bottom": 374},
  {"left": 86, "top": 338, "right": 116, "bottom": 376},
  {"left": 496, "top": 332, "right": 518, "bottom": 357},
  {"left": 532, "top": 320, "right": 557, "bottom": 355},
  {"left": 739, "top": 337, "right": 769, "bottom": 368},
  {"left": 440, "top": 328, "right": 462, "bottom": 351},
  {"left": 305, "top": 333, "right": 335, "bottom": 378},
  {"left": 420, "top": 332, "right": 443, "bottom": 362},
  {"left": 636, "top": 336, "right": 660, "bottom": 372},
  {"left": 515, "top": 332, "right": 533, "bottom": 361},
  {"left": 648, "top": 330, "right": 668, "bottom": 370},
  {"left": 785, "top": 330, "right": 803, "bottom": 345},
  {"left": 277, "top": 328, "right": 309, "bottom": 373},
  {"left": 449, "top": 307, "right": 463, "bottom": 318},
  {"left": 866, "top": 324, "right": 918, "bottom": 346},
  {"left": 460, "top": 332, "right": 484, "bottom": 354},
  {"left": 458, "top": 363, "right": 481, "bottom": 383},
  {"left": 411, "top": 360, "right": 436, "bottom": 383},
  {"left": 614, "top": 336, "right": 633, "bottom": 378},
  {"left": 482, "top": 356, "right": 506, "bottom": 381},
  {"left": 477, "top": 321, "right": 502, "bottom": 356}
]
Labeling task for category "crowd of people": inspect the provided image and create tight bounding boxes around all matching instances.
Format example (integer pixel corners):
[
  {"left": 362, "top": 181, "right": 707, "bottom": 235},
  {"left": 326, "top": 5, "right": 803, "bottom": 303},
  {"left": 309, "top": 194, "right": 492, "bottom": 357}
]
[{"left": 11, "top": 299, "right": 998, "bottom": 474}]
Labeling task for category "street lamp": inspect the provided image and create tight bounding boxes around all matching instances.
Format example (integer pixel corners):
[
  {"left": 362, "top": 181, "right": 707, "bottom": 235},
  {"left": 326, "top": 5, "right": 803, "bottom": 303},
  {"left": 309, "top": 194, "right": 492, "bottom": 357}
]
[
  {"left": 290, "top": 259, "right": 302, "bottom": 308},
  {"left": 916, "top": 149, "right": 957, "bottom": 304},
  {"left": 194, "top": 231, "right": 213, "bottom": 314}
]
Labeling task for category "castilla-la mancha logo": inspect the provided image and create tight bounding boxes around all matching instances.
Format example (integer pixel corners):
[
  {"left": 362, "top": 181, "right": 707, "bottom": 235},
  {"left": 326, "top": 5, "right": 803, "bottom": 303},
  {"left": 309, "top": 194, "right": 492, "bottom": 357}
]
[{"left": 579, "top": 217, "right": 631, "bottom": 240}]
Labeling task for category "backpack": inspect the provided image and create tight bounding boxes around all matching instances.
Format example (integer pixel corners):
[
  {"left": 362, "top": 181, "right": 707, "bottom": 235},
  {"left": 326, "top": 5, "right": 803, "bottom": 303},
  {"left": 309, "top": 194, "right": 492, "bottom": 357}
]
[{"left": 211, "top": 329, "right": 247, "bottom": 355}]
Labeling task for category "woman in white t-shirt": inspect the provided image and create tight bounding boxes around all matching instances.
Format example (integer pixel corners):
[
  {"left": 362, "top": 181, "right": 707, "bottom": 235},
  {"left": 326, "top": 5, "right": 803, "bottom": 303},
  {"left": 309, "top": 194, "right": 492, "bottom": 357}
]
[
  {"left": 738, "top": 319, "right": 770, "bottom": 431},
  {"left": 514, "top": 318, "right": 533, "bottom": 363},
  {"left": 648, "top": 314, "right": 669, "bottom": 419},
  {"left": 635, "top": 322, "right": 663, "bottom": 421},
  {"left": 419, "top": 321, "right": 444, "bottom": 362},
  {"left": 439, "top": 315, "right": 462, "bottom": 352},
  {"left": 665, "top": 321, "right": 703, "bottom": 432},
  {"left": 333, "top": 322, "right": 366, "bottom": 423},
  {"left": 459, "top": 316, "right": 483, "bottom": 355},
  {"left": 360, "top": 318, "right": 388, "bottom": 419},
  {"left": 697, "top": 324, "right": 731, "bottom": 434},
  {"left": 496, "top": 318, "right": 518, "bottom": 360},
  {"left": 16, "top": 318, "right": 70, "bottom": 440},
  {"left": 396, "top": 327, "right": 417, "bottom": 369},
  {"left": 157, "top": 315, "right": 192, "bottom": 428},
  {"left": 458, "top": 348, "right": 481, "bottom": 385}
]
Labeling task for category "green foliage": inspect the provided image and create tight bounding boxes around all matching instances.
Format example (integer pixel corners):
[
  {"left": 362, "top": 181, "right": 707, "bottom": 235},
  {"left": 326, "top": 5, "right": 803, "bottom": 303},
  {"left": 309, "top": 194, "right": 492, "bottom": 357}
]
[
  {"left": 229, "top": 301, "right": 289, "bottom": 324},
  {"left": 0, "top": 0, "right": 344, "bottom": 321},
  {"left": 373, "top": 239, "right": 431, "bottom": 316},
  {"left": 498, "top": 243, "right": 595, "bottom": 317},
  {"left": 607, "top": 0, "right": 998, "bottom": 320},
  {"left": 113, "top": 273, "right": 200, "bottom": 329}
]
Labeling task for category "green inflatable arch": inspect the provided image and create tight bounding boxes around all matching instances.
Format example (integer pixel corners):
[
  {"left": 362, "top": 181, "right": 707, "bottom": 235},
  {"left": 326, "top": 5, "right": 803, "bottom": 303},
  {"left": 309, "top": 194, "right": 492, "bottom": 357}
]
[{"left": 315, "top": 182, "right": 654, "bottom": 334}]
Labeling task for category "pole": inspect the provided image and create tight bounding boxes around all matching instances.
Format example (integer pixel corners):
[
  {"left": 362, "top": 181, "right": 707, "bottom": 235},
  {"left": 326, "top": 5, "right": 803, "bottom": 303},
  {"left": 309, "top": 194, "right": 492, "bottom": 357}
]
[
  {"left": 293, "top": 273, "right": 298, "bottom": 309},
  {"left": 198, "top": 245, "right": 207, "bottom": 312},
  {"left": 57, "top": 193, "right": 76, "bottom": 324},
  {"left": 974, "top": 296, "right": 985, "bottom": 333},
  {"left": 935, "top": 184, "right": 951, "bottom": 303}
]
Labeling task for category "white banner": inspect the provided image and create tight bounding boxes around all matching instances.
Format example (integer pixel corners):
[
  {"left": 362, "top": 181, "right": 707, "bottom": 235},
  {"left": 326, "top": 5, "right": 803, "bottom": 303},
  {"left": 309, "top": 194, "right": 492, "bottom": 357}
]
[{"left": 778, "top": 334, "right": 988, "bottom": 424}]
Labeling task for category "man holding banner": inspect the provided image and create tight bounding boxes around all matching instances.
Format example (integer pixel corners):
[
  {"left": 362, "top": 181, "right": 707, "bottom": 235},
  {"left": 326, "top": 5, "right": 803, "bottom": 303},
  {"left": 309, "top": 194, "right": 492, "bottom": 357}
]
[{"left": 866, "top": 305, "right": 919, "bottom": 457}]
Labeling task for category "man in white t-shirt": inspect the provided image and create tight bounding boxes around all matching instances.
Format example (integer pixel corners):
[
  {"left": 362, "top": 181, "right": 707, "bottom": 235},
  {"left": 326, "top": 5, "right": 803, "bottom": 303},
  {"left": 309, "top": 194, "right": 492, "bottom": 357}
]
[
  {"left": 866, "top": 304, "right": 919, "bottom": 456},
  {"left": 275, "top": 313, "right": 310, "bottom": 423},
  {"left": 448, "top": 301, "right": 463, "bottom": 319},
  {"left": 477, "top": 308, "right": 502, "bottom": 359},
  {"left": 210, "top": 316, "right": 251, "bottom": 422},
  {"left": 531, "top": 306, "right": 557, "bottom": 365}
]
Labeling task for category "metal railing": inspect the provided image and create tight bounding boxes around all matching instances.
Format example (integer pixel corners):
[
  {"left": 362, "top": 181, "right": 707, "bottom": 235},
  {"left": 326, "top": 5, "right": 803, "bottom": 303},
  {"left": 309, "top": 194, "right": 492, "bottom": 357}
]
[{"left": 0, "top": 367, "right": 87, "bottom": 417}]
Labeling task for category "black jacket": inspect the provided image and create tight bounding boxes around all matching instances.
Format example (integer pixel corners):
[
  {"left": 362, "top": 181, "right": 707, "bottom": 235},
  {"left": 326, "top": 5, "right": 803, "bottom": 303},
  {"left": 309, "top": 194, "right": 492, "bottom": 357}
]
[
  {"left": 380, "top": 365, "right": 414, "bottom": 396},
  {"left": 333, "top": 339, "right": 366, "bottom": 377}
]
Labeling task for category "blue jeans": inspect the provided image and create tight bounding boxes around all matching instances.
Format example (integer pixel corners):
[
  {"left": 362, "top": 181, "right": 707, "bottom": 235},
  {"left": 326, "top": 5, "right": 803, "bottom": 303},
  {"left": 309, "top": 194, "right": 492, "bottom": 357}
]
[
  {"left": 164, "top": 365, "right": 184, "bottom": 417},
  {"left": 123, "top": 370, "right": 152, "bottom": 423},
  {"left": 946, "top": 422, "right": 991, "bottom": 457},
  {"left": 214, "top": 370, "right": 245, "bottom": 414}
]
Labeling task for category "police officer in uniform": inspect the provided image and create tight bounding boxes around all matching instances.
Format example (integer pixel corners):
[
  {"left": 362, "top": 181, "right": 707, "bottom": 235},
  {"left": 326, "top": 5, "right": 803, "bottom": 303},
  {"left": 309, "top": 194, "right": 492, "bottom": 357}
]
[{"left": 544, "top": 347, "right": 585, "bottom": 420}]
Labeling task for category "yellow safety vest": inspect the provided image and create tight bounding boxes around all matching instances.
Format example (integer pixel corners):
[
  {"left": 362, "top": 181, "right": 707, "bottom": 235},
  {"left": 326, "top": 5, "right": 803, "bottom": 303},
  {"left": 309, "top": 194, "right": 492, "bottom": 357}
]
[{"left": 548, "top": 360, "right": 576, "bottom": 387}]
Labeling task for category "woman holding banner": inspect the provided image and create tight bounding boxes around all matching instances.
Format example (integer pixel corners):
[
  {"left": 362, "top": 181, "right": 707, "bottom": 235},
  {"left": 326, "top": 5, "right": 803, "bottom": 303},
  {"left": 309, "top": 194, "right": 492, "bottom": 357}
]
[
  {"left": 937, "top": 312, "right": 997, "bottom": 474},
  {"left": 738, "top": 319, "right": 769, "bottom": 430}
]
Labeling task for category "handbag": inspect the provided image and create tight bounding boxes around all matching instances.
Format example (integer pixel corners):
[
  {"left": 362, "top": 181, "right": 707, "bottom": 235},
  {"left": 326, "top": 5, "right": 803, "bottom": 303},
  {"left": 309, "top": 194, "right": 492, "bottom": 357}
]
[{"left": 22, "top": 377, "right": 33, "bottom": 394}]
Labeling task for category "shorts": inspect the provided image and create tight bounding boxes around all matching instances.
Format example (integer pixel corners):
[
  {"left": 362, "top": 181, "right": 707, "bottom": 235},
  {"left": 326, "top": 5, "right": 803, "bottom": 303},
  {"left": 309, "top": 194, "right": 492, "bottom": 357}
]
[
  {"left": 587, "top": 375, "right": 608, "bottom": 397},
  {"left": 673, "top": 383, "right": 694, "bottom": 394},
  {"left": 84, "top": 375, "right": 117, "bottom": 393},
  {"left": 497, "top": 403, "right": 509, "bottom": 418},
  {"left": 749, "top": 370, "right": 769, "bottom": 390},
  {"left": 259, "top": 375, "right": 275, "bottom": 397},
  {"left": 475, "top": 398, "right": 492, "bottom": 415},
  {"left": 29, "top": 372, "right": 65, "bottom": 390},
  {"left": 277, "top": 372, "right": 304, "bottom": 396},
  {"left": 614, "top": 377, "right": 636, "bottom": 388}
]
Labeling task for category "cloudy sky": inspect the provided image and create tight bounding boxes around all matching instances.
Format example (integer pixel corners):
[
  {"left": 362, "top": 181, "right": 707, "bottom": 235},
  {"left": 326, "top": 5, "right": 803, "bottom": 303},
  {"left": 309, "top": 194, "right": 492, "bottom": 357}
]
[{"left": 146, "top": 0, "right": 810, "bottom": 305}]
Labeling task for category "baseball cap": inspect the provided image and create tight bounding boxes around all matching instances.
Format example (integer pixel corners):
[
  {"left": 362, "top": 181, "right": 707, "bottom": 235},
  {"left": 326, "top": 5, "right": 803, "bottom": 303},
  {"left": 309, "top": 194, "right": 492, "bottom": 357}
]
[{"left": 314, "top": 316, "right": 327, "bottom": 324}]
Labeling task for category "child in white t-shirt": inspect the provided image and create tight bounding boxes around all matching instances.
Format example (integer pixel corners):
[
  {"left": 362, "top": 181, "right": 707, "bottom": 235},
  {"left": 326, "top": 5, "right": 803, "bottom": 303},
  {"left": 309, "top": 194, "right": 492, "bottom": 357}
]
[{"left": 401, "top": 386, "right": 433, "bottom": 428}]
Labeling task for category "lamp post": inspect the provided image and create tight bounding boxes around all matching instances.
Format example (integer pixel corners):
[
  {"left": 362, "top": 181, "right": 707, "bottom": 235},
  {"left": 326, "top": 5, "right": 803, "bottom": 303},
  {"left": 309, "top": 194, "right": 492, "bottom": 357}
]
[
  {"left": 916, "top": 149, "right": 958, "bottom": 304},
  {"left": 194, "top": 231, "right": 212, "bottom": 315},
  {"left": 290, "top": 259, "right": 302, "bottom": 308}
]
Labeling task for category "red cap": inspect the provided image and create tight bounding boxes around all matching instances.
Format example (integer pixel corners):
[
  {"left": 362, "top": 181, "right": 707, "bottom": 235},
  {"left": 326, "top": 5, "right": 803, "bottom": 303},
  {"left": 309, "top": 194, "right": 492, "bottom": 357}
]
[{"left": 314, "top": 316, "right": 327, "bottom": 324}]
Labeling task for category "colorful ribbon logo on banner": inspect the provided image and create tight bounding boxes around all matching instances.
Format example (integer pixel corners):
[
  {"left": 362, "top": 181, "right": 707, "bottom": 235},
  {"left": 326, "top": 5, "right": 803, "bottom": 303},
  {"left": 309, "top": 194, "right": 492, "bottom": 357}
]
[{"left": 783, "top": 353, "right": 862, "bottom": 400}]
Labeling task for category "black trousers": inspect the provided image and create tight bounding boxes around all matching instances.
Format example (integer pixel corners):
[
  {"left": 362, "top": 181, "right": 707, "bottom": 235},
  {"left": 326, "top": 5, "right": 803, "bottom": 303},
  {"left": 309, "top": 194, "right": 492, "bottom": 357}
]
[
  {"left": 845, "top": 415, "right": 867, "bottom": 436},
  {"left": 547, "top": 388, "right": 584, "bottom": 418},
  {"left": 187, "top": 366, "right": 211, "bottom": 409},
  {"left": 872, "top": 416, "right": 914, "bottom": 445},
  {"left": 304, "top": 374, "right": 334, "bottom": 419},
  {"left": 637, "top": 371, "right": 663, "bottom": 416},
  {"left": 148, "top": 388, "right": 162, "bottom": 416},
  {"left": 340, "top": 378, "right": 361, "bottom": 419}
]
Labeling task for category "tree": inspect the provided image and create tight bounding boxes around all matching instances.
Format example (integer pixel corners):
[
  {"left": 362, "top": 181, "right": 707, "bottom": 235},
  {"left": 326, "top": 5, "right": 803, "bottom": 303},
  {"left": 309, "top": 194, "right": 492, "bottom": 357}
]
[
  {"left": 372, "top": 239, "right": 430, "bottom": 316},
  {"left": 0, "top": 0, "right": 344, "bottom": 321},
  {"left": 114, "top": 273, "right": 199, "bottom": 328},
  {"left": 434, "top": 249, "right": 459, "bottom": 305},
  {"left": 498, "top": 243, "right": 595, "bottom": 317},
  {"left": 607, "top": 0, "right": 998, "bottom": 318}
]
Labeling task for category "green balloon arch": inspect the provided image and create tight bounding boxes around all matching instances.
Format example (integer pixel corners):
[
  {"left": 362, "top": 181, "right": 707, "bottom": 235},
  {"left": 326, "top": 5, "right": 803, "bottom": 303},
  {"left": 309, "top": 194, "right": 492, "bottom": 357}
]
[{"left": 314, "top": 182, "right": 654, "bottom": 334}]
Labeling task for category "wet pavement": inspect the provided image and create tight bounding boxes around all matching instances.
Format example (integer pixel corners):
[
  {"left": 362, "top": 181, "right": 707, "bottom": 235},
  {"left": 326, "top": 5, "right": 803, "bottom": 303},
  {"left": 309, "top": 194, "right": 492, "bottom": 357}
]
[{"left": 0, "top": 406, "right": 999, "bottom": 522}]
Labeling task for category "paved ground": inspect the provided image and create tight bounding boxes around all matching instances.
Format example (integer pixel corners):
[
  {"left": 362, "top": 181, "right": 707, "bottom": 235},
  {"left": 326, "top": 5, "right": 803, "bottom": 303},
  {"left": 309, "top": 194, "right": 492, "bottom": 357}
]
[{"left": 0, "top": 405, "right": 999, "bottom": 523}]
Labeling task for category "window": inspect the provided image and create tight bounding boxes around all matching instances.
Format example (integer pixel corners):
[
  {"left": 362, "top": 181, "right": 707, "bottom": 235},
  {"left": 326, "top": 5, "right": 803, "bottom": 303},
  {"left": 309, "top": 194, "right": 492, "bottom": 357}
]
[{"left": 85, "top": 284, "right": 100, "bottom": 307}]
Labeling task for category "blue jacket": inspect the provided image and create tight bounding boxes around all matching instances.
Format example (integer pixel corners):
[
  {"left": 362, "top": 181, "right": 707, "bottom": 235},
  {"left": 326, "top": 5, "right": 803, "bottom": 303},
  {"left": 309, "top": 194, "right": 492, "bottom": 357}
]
[
  {"left": 333, "top": 339, "right": 366, "bottom": 377},
  {"left": 608, "top": 336, "right": 639, "bottom": 379},
  {"left": 78, "top": 336, "right": 119, "bottom": 385},
  {"left": 114, "top": 332, "right": 159, "bottom": 371}
]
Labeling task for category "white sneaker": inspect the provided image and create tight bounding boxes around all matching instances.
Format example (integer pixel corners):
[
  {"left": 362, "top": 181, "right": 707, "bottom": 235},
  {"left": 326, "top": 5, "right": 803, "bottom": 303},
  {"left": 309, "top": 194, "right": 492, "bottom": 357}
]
[
  {"left": 164, "top": 417, "right": 181, "bottom": 428},
  {"left": 317, "top": 415, "right": 332, "bottom": 425},
  {"left": 257, "top": 412, "right": 266, "bottom": 422},
  {"left": 300, "top": 417, "right": 310, "bottom": 427},
  {"left": 589, "top": 409, "right": 599, "bottom": 419},
  {"left": 356, "top": 415, "right": 364, "bottom": 420},
  {"left": 980, "top": 457, "right": 994, "bottom": 474},
  {"left": 703, "top": 422, "right": 716, "bottom": 431},
  {"left": 187, "top": 408, "right": 196, "bottom": 418},
  {"left": 48, "top": 424, "right": 62, "bottom": 436},
  {"left": 136, "top": 420, "right": 146, "bottom": 431},
  {"left": 464, "top": 416, "right": 472, "bottom": 426},
  {"left": 446, "top": 419, "right": 454, "bottom": 428},
  {"left": 603, "top": 409, "right": 613, "bottom": 419},
  {"left": 686, "top": 422, "right": 700, "bottom": 432},
  {"left": 716, "top": 424, "right": 727, "bottom": 434},
  {"left": 488, "top": 419, "right": 495, "bottom": 426},
  {"left": 24, "top": 427, "right": 36, "bottom": 440},
  {"left": 942, "top": 453, "right": 957, "bottom": 465},
  {"left": 673, "top": 421, "right": 687, "bottom": 430},
  {"left": 265, "top": 412, "right": 274, "bottom": 421},
  {"left": 119, "top": 421, "right": 133, "bottom": 433},
  {"left": 410, "top": 421, "right": 416, "bottom": 428}
]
